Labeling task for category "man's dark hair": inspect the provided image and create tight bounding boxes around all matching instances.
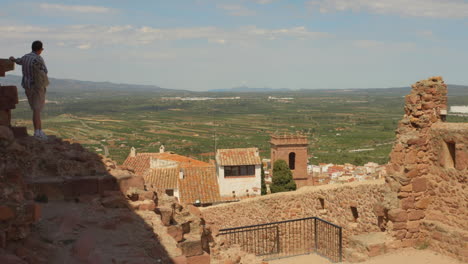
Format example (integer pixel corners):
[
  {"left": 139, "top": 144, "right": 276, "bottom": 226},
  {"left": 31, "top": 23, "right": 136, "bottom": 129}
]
[{"left": 32, "top": 40, "right": 43, "bottom": 52}]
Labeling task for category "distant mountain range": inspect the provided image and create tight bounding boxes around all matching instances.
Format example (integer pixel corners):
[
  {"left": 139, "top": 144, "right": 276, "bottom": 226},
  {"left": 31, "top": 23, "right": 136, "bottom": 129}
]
[
  {"left": 2, "top": 75, "right": 466, "bottom": 96},
  {"left": 1, "top": 75, "right": 185, "bottom": 93}
]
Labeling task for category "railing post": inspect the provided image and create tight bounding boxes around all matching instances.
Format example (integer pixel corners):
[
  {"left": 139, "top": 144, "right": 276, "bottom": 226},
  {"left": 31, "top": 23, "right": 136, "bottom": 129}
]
[
  {"left": 339, "top": 226, "right": 343, "bottom": 262},
  {"left": 314, "top": 217, "right": 318, "bottom": 252},
  {"left": 276, "top": 225, "right": 280, "bottom": 255}
]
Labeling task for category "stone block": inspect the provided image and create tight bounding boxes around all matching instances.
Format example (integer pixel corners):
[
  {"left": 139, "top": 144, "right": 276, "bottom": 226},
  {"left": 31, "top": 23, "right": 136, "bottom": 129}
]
[
  {"left": 408, "top": 210, "right": 425, "bottom": 221},
  {"left": 407, "top": 221, "right": 420, "bottom": 233},
  {"left": 401, "top": 197, "right": 415, "bottom": 210},
  {"left": 118, "top": 175, "right": 145, "bottom": 193},
  {"left": 98, "top": 175, "right": 119, "bottom": 194},
  {"left": 0, "top": 231, "right": 6, "bottom": 248},
  {"left": 0, "top": 110, "right": 9, "bottom": 126},
  {"left": 415, "top": 197, "right": 431, "bottom": 209},
  {"left": 0, "top": 86, "right": 18, "bottom": 110},
  {"left": 186, "top": 252, "right": 210, "bottom": 264},
  {"left": 412, "top": 178, "right": 427, "bottom": 192},
  {"left": 0, "top": 205, "right": 15, "bottom": 221},
  {"left": 0, "top": 59, "right": 14, "bottom": 76},
  {"left": 158, "top": 207, "right": 174, "bottom": 226},
  {"left": 168, "top": 225, "right": 184, "bottom": 242},
  {"left": 178, "top": 239, "right": 204, "bottom": 257},
  {"left": 172, "top": 256, "right": 188, "bottom": 264},
  {"left": 367, "top": 244, "right": 385, "bottom": 257},
  {"left": 11, "top": 126, "right": 28, "bottom": 138},
  {"left": 63, "top": 177, "right": 99, "bottom": 198},
  {"left": 24, "top": 202, "right": 41, "bottom": 222},
  {"left": 388, "top": 208, "right": 407, "bottom": 222},
  {"left": 101, "top": 195, "right": 128, "bottom": 208},
  {"left": 0, "top": 253, "right": 28, "bottom": 264}
]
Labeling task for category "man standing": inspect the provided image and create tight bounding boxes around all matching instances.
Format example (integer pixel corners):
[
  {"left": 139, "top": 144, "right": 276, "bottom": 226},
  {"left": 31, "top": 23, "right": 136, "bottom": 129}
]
[{"left": 10, "top": 40, "right": 49, "bottom": 140}]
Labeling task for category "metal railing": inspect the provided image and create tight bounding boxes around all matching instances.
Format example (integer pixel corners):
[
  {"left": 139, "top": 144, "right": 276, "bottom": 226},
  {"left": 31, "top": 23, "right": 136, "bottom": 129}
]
[{"left": 219, "top": 217, "right": 342, "bottom": 262}]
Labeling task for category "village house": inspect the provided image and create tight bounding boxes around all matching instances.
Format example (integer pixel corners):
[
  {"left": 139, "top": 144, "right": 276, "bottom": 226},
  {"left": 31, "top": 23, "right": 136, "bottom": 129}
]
[
  {"left": 215, "top": 148, "right": 262, "bottom": 198},
  {"left": 123, "top": 146, "right": 222, "bottom": 206}
]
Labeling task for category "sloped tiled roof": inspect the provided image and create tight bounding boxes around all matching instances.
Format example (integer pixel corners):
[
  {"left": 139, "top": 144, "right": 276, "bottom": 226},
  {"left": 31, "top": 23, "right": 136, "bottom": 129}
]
[
  {"left": 216, "top": 148, "right": 261, "bottom": 166},
  {"left": 123, "top": 152, "right": 211, "bottom": 176},
  {"left": 144, "top": 167, "right": 179, "bottom": 190},
  {"left": 178, "top": 167, "right": 221, "bottom": 205}
]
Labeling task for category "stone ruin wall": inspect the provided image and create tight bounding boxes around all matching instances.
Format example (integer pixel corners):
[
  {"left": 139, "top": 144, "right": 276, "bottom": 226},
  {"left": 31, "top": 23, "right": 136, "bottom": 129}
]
[
  {"left": 202, "top": 180, "right": 388, "bottom": 249},
  {"left": 384, "top": 76, "right": 467, "bottom": 261}
]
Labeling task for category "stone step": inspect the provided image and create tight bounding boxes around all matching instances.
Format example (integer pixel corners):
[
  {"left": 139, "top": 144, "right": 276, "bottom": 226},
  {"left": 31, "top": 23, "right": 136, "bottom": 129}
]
[{"left": 345, "top": 232, "right": 396, "bottom": 262}]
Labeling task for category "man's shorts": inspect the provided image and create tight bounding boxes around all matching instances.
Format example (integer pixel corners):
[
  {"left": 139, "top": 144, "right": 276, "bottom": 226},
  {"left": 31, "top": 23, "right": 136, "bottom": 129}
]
[{"left": 25, "top": 85, "right": 46, "bottom": 111}]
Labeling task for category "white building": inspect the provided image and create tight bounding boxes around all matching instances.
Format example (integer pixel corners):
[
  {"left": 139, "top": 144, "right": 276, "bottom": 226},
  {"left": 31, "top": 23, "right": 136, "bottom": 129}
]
[{"left": 216, "top": 148, "right": 262, "bottom": 198}]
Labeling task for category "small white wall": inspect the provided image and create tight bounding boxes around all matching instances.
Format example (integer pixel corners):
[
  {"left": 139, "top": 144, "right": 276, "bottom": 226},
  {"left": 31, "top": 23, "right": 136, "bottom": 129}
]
[{"left": 217, "top": 165, "right": 261, "bottom": 197}]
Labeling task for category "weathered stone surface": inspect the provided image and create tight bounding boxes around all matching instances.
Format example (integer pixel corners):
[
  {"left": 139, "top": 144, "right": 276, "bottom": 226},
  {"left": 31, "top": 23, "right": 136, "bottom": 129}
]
[
  {"left": 186, "top": 252, "right": 210, "bottom": 264},
  {"left": 388, "top": 209, "right": 407, "bottom": 222},
  {"left": 412, "top": 178, "right": 427, "bottom": 192},
  {"left": 0, "top": 86, "right": 18, "bottom": 110},
  {"left": 0, "top": 59, "right": 14, "bottom": 76},
  {"left": 168, "top": 225, "right": 184, "bottom": 242},
  {"left": 178, "top": 239, "right": 204, "bottom": 257},
  {"left": 158, "top": 207, "right": 174, "bottom": 226},
  {"left": 408, "top": 210, "right": 425, "bottom": 221},
  {"left": 0, "top": 206, "right": 15, "bottom": 221}
]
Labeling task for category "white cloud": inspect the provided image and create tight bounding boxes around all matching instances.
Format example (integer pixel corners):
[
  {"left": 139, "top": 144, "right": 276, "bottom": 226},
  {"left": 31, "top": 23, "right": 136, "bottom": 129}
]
[
  {"left": 307, "top": 0, "right": 468, "bottom": 18},
  {"left": 39, "top": 3, "right": 114, "bottom": 14},
  {"left": 353, "top": 39, "right": 416, "bottom": 49},
  {"left": 0, "top": 24, "right": 330, "bottom": 48},
  {"left": 254, "top": 0, "right": 276, "bottom": 4},
  {"left": 217, "top": 4, "right": 256, "bottom": 16}
]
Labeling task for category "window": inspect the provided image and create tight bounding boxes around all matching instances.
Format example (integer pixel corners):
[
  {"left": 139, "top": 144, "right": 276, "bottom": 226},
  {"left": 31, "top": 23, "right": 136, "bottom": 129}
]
[
  {"left": 224, "top": 165, "right": 256, "bottom": 177},
  {"left": 351, "top": 206, "right": 359, "bottom": 222},
  {"left": 441, "top": 141, "right": 456, "bottom": 168},
  {"left": 165, "top": 189, "right": 174, "bottom": 196},
  {"left": 319, "top": 198, "right": 325, "bottom": 209},
  {"left": 289, "top": 152, "right": 296, "bottom": 170}
]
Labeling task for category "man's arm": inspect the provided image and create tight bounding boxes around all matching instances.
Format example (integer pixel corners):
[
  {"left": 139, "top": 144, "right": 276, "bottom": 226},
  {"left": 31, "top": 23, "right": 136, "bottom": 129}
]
[{"left": 9, "top": 56, "right": 23, "bottom": 65}]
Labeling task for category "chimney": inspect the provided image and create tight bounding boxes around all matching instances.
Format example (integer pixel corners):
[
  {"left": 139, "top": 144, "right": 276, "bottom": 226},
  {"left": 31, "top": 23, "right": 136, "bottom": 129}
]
[
  {"left": 255, "top": 148, "right": 259, "bottom": 157},
  {"left": 179, "top": 168, "right": 184, "bottom": 179},
  {"left": 160, "top": 145, "right": 165, "bottom": 153},
  {"left": 130, "top": 147, "right": 136, "bottom": 157}
]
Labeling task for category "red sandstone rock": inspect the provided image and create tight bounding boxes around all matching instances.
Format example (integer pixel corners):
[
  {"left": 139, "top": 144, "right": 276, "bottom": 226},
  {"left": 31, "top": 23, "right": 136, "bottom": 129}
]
[
  {"left": 178, "top": 239, "right": 204, "bottom": 257},
  {"left": 186, "top": 252, "right": 210, "bottom": 264},
  {"left": 101, "top": 195, "right": 128, "bottom": 208},
  {"left": 388, "top": 209, "right": 407, "bottom": 222},
  {"left": 408, "top": 210, "right": 425, "bottom": 221},
  {"left": 158, "top": 207, "right": 174, "bottom": 226},
  {"left": 168, "top": 225, "right": 184, "bottom": 242},
  {"left": 412, "top": 178, "right": 427, "bottom": 192},
  {"left": 0, "top": 206, "right": 15, "bottom": 221},
  {"left": 414, "top": 197, "right": 431, "bottom": 209},
  {"left": 172, "top": 255, "right": 188, "bottom": 264}
]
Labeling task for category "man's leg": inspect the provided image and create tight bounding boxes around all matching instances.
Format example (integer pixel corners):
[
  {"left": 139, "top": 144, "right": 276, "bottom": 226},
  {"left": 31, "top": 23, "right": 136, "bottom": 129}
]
[{"left": 33, "top": 109, "right": 41, "bottom": 131}]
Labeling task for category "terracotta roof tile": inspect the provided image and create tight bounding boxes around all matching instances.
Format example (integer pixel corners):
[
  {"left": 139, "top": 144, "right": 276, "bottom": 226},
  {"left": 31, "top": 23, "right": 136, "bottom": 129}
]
[
  {"left": 144, "top": 167, "right": 179, "bottom": 190},
  {"left": 216, "top": 148, "right": 261, "bottom": 166},
  {"left": 123, "top": 152, "right": 211, "bottom": 176},
  {"left": 178, "top": 167, "right": 221, "bottom": 205}
]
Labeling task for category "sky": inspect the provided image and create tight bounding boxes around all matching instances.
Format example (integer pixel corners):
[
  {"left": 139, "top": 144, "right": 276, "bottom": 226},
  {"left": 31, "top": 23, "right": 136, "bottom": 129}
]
[{"left": 1, "top": 0, "right": 468, "bottom": 91}]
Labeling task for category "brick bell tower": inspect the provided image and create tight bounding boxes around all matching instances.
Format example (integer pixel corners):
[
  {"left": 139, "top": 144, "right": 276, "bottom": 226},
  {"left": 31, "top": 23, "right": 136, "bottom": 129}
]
[{"left": 270, "top": 134, "right": 309, "bottom": 184}]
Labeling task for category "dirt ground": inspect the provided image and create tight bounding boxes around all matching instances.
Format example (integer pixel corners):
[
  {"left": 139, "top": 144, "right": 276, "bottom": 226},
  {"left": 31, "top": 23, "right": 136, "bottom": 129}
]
[{"left": 269, "top": 248, "right": 466, "bottom": 264}]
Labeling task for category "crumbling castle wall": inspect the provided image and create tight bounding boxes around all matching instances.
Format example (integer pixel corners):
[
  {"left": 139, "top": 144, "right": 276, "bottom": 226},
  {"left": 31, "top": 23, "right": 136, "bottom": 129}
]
[
  {"left": 202, "top": 180, "right": 387, "bottom": 248},
  {"left": 384, "top": 76, "right": 467, "bottom": 261}
]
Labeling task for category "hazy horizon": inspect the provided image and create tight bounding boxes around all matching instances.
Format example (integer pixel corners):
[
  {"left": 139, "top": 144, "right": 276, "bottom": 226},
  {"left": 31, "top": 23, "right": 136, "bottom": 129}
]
[{"left": 2, "top": 0, "right": 468, "bottom": 91}]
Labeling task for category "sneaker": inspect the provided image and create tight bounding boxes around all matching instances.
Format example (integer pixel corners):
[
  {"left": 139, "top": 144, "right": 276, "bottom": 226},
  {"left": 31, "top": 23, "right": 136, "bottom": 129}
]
[{"left": 34, "top": 130, "right": 48, "bottom": 140}]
